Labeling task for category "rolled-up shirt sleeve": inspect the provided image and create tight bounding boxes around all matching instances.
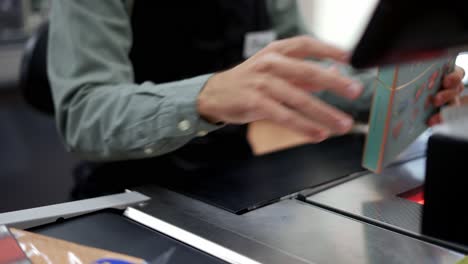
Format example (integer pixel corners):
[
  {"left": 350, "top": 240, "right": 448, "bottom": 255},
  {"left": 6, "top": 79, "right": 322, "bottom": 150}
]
[{"left": 48, "top": 0, "right": 222, "bottom": 161}]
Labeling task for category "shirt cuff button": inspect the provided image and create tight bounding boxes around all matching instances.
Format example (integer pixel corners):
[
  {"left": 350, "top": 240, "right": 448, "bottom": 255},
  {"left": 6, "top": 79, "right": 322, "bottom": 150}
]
[
  {"left": 178, "top": 120, "right": 191, "bottom": 132},
  {"left": 144, "top": 147, "right": 154, "bottom": 155},
  {"left": 197, "top": 130, "right": 208, "bottom": 137}
]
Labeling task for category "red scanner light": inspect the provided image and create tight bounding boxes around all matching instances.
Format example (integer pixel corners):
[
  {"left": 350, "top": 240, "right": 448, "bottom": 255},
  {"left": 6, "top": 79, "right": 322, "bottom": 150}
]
[{"left": 398, "top": 186, "right": 425, "bottom": 205}]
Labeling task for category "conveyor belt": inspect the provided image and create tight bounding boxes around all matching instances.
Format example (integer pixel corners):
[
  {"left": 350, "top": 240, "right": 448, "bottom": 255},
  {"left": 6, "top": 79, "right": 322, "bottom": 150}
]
[{"left": 31, "top": 210, "right": 227, "bottom": 264}]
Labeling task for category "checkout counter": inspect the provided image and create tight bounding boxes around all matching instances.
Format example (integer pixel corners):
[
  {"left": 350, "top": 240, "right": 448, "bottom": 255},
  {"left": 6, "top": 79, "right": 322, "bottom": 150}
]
[
  {"left": 1, "top": 131, "right": 467, "bottom": 264},
  {"left": 1, "top": 1, "right": 468, "bottom": 263}
]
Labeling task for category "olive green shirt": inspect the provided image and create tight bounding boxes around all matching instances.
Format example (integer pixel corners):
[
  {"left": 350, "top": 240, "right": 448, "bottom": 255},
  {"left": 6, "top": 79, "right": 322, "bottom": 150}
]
[{"left": 48, "top": 0, "right": 375, "bottom": 161}]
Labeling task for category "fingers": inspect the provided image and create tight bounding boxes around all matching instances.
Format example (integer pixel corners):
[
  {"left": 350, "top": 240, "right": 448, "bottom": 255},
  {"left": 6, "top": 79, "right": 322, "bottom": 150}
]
[
  {"left": 436, "top": 66, "right": 466, "bottom": 107},
  {"left": 252, "top": 53, "right": 364, "bottom": 100},
  {"left": 455, "top": 66, "right": 466, "bottom": 80},
  {"left": 256, "top": 97, "right": 331, "bottom": 142},
  {"left": 430, "top": 67, "right": 465, "bottom": 125},
  {"left": 433, "top": 88, "right": 462, "bottom": 107},
  {"left": 428, "top": 113, "right": 442, "bottom": 127},
  {"left": 261, "top": 36, "right": 349, "bottom": 62},
  {"left": 443, "top": 66, "right": 465, "bottom": 89},
  {"left": 258, "top": 76, "right": 354, "bottom": 135}
]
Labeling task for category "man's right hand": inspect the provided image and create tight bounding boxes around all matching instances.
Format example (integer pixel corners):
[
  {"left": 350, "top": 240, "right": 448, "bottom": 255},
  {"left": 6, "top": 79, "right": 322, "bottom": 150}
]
[{"left": 197, "top": 36, "right": 364, "bottom": 143}]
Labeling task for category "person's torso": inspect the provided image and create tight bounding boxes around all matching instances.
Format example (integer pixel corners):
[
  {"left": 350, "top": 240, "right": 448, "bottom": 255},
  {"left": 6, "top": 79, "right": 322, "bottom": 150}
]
[
  {"left": 72, "top": 1, "right": 278, "bottom": 199},
  {"left": 129, "top": 0, "right": 272, "bottom": 84},
  {"left": 128, "top": 0, "right": 273, "bottom": 167},
  {"left": 105, "top": 1, "right": 274, "bottom": 172}
]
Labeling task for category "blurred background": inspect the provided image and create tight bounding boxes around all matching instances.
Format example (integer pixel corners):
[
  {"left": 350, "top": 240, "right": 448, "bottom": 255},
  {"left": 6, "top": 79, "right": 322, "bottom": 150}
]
[
  {"left": 299, "top": 0, "right": 378, "bottom": 49},
  {"left": 0, "top": 0, "right": 77, "bottom": 213},
  {"left": 0, "top": 0, "right": 467, "bottom": 213}
]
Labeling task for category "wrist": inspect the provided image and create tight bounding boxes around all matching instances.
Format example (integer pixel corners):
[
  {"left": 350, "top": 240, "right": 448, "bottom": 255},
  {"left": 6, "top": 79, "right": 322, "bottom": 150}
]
[{"left": 197, "top": 74, "right": 224, "bottom": 125}]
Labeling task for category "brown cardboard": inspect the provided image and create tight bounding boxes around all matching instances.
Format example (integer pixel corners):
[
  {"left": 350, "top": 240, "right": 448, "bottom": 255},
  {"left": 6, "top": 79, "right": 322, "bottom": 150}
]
[{"left": 11, "top": 229, "right": 145, "bottom": 264}]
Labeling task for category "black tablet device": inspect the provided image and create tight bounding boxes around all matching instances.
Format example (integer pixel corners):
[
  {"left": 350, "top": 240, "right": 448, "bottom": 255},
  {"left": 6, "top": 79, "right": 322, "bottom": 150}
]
[{"left": 351, "top": 0, "right": 468, "bottom": 68}]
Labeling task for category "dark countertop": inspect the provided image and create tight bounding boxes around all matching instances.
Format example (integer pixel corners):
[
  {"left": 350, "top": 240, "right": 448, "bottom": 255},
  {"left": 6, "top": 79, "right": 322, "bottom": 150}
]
[{"left": 31, "top": 210, "right": 227, "bottom": 264}]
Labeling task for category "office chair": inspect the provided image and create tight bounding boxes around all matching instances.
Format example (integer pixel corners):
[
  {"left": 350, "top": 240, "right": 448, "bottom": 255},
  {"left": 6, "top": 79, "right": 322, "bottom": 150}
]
[{"left": 19, "top": 22, "right": 54, "bottom": 115}]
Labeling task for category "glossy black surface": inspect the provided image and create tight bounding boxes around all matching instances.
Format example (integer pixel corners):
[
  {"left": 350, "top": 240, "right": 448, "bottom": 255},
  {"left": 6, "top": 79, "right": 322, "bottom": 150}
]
[
  {"left": 161, "top": 134, "right": 365, "bottom": 214},
  {"left": 352, "top": 0, "right": 468, "bottom": 68},
  {"left": 31, "top": 210, "right": 227, "bottom": 264},
  {"left": 423, "top": 134, "right": 468, "bottom": 247}
]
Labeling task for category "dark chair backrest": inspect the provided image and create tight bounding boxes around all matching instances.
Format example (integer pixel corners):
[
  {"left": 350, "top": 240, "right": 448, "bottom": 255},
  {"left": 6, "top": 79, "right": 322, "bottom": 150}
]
[{"left": 19, "top": 22, "right": 55, "bottom": 115}]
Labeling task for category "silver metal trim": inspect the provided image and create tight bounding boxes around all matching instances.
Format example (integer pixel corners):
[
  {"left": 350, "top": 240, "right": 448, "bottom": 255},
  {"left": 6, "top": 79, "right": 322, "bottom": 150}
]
[
  {"left": 124, "top": 207, "right": 262, "bottom": 264},
  {"left": 0, "top": 191, "right": 150, "bottom": 229}
]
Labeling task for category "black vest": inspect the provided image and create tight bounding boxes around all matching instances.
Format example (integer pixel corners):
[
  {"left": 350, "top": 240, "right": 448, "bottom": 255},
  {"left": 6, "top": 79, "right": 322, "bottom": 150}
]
[
  {"left": 129, "top": 1, "right": 271, "bottom": 84},
  {"left": 72, "top": 1, "right": 273, "bottom": 198}
]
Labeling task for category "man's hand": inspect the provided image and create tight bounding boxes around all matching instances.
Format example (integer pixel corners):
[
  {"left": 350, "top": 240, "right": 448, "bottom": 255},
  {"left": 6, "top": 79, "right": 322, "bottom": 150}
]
[
  {"left": 197, "top": 36, "right": 364, "bottom": 143},
  {"left": 428, "top": 66, "right": 466, "bottom": 126}
]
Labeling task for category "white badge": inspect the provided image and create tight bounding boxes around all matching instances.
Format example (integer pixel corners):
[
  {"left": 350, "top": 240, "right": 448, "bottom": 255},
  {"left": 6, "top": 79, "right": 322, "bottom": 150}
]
[{"left": 243, "top": 30, "right": 277, "bottom": 59}]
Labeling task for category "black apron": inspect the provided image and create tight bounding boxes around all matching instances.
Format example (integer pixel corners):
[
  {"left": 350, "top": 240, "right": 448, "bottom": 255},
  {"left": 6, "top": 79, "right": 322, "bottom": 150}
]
[{"left": 72, "top": 0, "right": 273, "bottom": 199}]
